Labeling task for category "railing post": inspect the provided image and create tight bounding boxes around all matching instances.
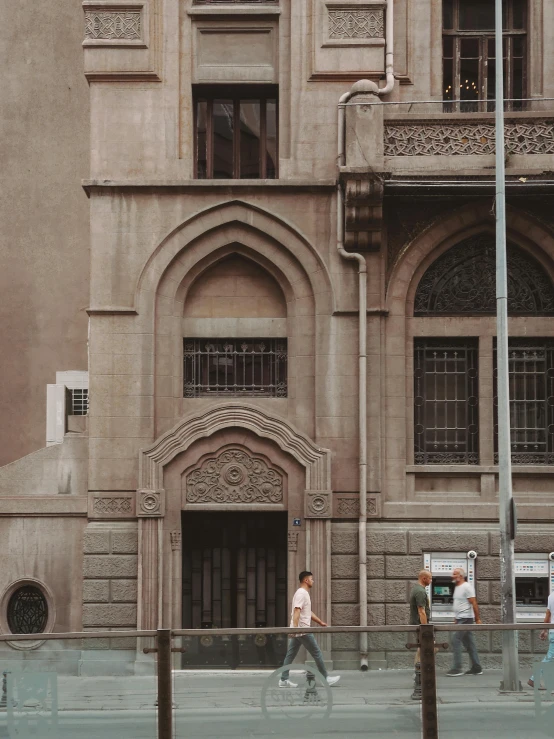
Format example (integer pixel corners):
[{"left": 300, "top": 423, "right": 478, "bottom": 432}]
[
  {"left": 157, "top": 629, "right": 173, "bottom": 739},
  {"left": 419, "top": 624, "right": 438, "bottom": 739}
]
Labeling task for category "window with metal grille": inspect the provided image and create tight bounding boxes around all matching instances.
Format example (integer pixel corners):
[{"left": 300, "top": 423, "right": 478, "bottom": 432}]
[
  {"left": 70, "top": 388, "right": 89, "bottom": 415},
  {"left": 184, "top": 339, "right": 287, "bottom": 398},
  {"left": 443, "top": 0, "right": 527, "bottom": 112},
  {"left": 414, "top": 339, "right": 479, "bottom": 464},
  {"left": 195, "top": 87, "right": 278, "bottom": 179},
  {"left": 7, "top": 585, "right": 49, "bottom": 635},
  {"left": 494, "top": 339, "right": 554, "bottom": 464}
]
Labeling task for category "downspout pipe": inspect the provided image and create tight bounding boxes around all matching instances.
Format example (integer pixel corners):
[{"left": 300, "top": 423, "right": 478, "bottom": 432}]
[
  {"left": 337, "top": 89, "right": 368, "bottom": 667},
  {"left": 336, "top": 182, "right": 368, "bottom": 670},
  {"left": 378, "top": 0, "right": 394, "bottom": 96},
  {"left": 336, "top": 0, "right": 393, "bottom": 665}
]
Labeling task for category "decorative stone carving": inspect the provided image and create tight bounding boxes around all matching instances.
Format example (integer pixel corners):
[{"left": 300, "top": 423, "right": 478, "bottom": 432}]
[
  {"left": 170, "top": 531, "right": 182, "bottom": 551},
  {"left": 367, "top": 496, "right": 380, "bottom": 518},
  {"left": 137, "top": 489, "right": 164, "bottom": 517},
  {"left": 84, "top": 10, "right": 141, "bottom": 41},
  {"left": 305, "top": 491, "right": 332, "bottom": 518},
  {"left": 384, "top": 120, "right": 554, "bottom": 157},
  {"left": 288, "top": 531, "right": 299, "bottom": 552},
  {"left": 344, "top": 175, "right": 383, "bottom": 251},
  {"left": 328, "top": 7, "right": 384, "bottom": 39},
  {"left": 90, "top": 493, "right": 135, "bottom": 519},
  {"left": 415, "top": 234, "right": 554, "bottom": 316},
  {"left": 186, "top": 449, "right": 283, "bottom": 505},
  {"left": 336, "top": 498, "right": 359, "bottom": 517}
]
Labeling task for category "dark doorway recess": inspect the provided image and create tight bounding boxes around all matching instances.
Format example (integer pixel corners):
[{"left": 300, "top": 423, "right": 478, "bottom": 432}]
[{"left": 181, "top": 511, "right": 288, "bottom": 668}]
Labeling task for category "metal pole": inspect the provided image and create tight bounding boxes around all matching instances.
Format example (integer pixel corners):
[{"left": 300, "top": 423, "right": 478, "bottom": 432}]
[
  {"left": 157, "top": 628, "right": 173, "bottom": 739},
  {"left": 419, "top": 625, "right": 438, "bottom": 739},
  {"left": 494, "top": 0, "right": 520, "bottom": 692}
]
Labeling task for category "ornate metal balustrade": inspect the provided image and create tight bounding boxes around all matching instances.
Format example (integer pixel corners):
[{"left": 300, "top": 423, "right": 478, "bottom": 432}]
[
  {"left": 194, "top": 0, "right": 278, "bottom": 4},
  {"left": 183, "top": 339, "right": 287, "bottom": 398},
  {"left": 384, "top": 119, "right": 554, "bottom": 157}
]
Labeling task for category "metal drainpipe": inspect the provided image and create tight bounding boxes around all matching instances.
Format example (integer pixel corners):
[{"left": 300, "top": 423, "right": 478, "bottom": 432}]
[
  {"left": 336, "top": 97, "right": 369, "bottom": 666},
  {"left": 337, "top": 0, "right": 394, "bottom": 661},
  {"left": 378, "top": 0, "right": 394, "bottom": 96}
]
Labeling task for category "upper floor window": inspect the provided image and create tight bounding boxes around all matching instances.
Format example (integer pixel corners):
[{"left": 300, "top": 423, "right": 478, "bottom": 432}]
[
  {"left": 195, "top": 87, "right": 278, "bottom": 179},
  {"left": 494, "top": 340, "right": 554, "bottom": 465},
  {"left": 414, "top": 339, "right": 479, "bottom": 464},
  {"left": 184, "top": 339, "right": 287, "bottom": 397},
  {"left": 443, "top": 0, "right": 527, "bottom": 111}
]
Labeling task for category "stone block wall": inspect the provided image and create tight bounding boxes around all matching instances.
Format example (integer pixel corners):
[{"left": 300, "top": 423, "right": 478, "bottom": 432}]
[
  {"left": 331, "top": 522, "right": 554, "bottom": 669},
  {"left": 82, "top": 522, "right": 138, "bottom": 647}
]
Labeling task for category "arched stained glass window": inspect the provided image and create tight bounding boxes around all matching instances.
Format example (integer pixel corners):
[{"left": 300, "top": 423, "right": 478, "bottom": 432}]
[
  {"left": 7, "top": 585, "right": 48, "bottom": 635},
  {"left": 414, "top": 234, "right": 554, "bottom": 316}
]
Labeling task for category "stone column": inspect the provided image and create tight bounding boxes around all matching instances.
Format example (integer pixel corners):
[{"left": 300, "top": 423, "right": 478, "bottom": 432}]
[
  {"left": 170, "top": 530, "right": 182, "bottom": 669},
  {"left": 135, "top": 489, "right": 165, "bottom": 674},
  {"left": 305, "top": 490, "right": 332, "bottom": 663}
]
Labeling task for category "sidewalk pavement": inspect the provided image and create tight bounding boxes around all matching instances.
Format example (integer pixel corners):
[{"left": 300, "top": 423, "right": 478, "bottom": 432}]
[{"left": 6, "top": 668, "right": 539, "bottom": 711}]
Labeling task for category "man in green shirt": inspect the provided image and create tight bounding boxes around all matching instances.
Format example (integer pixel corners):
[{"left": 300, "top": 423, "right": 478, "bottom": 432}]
[
  {"left": 410, "top": 570, "right": 432, "bottom": 626},
  {"left": 409, "top": 569, "right": 432, "bottom": 698}
]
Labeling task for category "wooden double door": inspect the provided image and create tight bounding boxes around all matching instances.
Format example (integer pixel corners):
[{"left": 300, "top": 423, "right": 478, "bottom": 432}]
[{"left": 181, "top": 511, "right": 288, "bottom": 668}]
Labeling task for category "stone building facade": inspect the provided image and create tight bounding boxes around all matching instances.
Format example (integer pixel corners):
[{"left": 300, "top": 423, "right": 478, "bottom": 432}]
[{"left": 2, "top": 0, "right": 554, "bottom": 671}]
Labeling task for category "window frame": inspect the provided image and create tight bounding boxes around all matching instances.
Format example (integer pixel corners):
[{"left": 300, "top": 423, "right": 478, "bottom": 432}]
[
  {"left": 442, "top": 0, "right": 528, "bottom": 111},
  {"left": 414, "top": 338, "right": 480, "bottom": 465},
  {"left": 193, "top": 85, "right": 279, "bottom": 180},
  {"left": 0, "top": 579, "right": 56, "bottom": 650},
  {"left": 183, "top": 338, "right": 288, "bottom": 398}
]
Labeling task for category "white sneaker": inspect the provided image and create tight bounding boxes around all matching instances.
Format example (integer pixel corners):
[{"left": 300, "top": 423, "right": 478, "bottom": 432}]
[
  {"left": 279, "top": 679, "right": 298, "bottom": 688},
  {"left": 326, "top": 675, "right": 341, "bottom": 686}
]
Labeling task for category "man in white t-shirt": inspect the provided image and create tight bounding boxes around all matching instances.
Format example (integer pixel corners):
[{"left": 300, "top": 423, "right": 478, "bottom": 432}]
[
  {"left": 447, "top": 567, "right": 483, "bottom": 677},
  {"left": 279, "top": 571, "right": 341, "bottom": 688},
  {"left": 528, "top": 591, "right": 554, "bottom": 688}
]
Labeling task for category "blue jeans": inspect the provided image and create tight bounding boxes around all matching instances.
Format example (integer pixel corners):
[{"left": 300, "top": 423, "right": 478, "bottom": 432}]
[
  {"left": 531, "top": 630, "right": 554, "bottom": 682},
  {"left": 451, "top": 618, "right": 481, "bottom": 670},
  {"left": 281, "top": 634, "right": 328, "bottom": 680}
]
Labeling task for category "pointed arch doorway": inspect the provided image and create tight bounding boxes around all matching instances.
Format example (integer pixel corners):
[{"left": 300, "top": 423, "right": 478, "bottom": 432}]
[{"left": 181, "top": 510, "right": 288, "bottom": 668}]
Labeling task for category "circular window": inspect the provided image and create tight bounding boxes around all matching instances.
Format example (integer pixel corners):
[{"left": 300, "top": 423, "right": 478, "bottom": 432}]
[{"left": 7, "top": 585, "right": 49, "bottom": 635}]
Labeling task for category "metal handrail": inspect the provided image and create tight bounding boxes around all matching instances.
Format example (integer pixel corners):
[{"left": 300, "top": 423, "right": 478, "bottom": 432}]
[
  {"left": 0, "top": 629, "right": 157, "bottom": 642},
  {"left": 0, "top": 623, "right": 547, "bottom": 641}
]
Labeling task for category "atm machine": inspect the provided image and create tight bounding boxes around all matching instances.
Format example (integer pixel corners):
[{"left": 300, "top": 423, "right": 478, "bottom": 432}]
[
  {"left": 423, "top": 552, "right": 477, "bottom": 623},
  {"left": 515, "top": 553, "right": 554, "bottom": 623}
]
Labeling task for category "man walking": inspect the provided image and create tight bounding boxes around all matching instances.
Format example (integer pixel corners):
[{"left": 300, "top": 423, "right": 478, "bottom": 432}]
[
  {"left": 447, "top": 567, "right": 483, "bottom": 676},
  {"left": 409, "top": 570, "right": 432, "bottom": 699},
  {"left": 279, "top": 571, "right": 340, "bottom": 687}
]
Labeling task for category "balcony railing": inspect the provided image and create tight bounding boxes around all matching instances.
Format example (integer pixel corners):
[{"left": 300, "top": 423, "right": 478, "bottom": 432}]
[{"left": 194, "top": 0, "right": 278, "bottom": 4}]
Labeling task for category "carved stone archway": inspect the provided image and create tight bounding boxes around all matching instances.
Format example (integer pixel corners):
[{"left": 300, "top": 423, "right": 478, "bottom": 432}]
[{"left": 135, "top": 403, "right": 333, "bottom": 648}]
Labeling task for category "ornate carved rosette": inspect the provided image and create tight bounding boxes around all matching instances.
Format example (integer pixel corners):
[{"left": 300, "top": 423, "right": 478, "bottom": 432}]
[
  {"left": 186, "top": 449, "right": 284, "bottom": 505},
  {"left": 305, "top": 491, "right": 332, "bottom": 518},
  {"left": 137, "top": 489, "right": 164, "bottom": 517}
]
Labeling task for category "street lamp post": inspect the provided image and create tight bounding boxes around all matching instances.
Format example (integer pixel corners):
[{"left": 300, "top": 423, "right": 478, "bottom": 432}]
[{"left": 494, "top": 0, "right": 520, "bottom": 692}]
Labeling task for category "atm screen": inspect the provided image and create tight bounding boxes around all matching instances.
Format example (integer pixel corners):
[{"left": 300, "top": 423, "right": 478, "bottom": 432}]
[
  {"left": 431, "top": 577, "right": 454, "bottom": 604},
  {"left": 516, "top": 577, "right": 548, "bottom": 606}
]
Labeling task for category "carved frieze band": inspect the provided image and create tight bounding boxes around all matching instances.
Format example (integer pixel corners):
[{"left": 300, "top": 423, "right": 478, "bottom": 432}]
[
  {"left": 305, "top": 490, "right": 332, "bottom": 518},
  {"left": 384, "top": 120, "right": 554, "bottom": 157},
  {"left": 89, "top": 492, "right": 135, "bottom": 519},
  {"left": 328, "top": 7, "right": 384, "bottom": 39},
  {"left": 186, "top": 449, "right": 283, "bottom": 505},
  {"left": 137, "top": 489, "right": 165, "bottom": 517},
  {"left": 85, "top": 10, "right": 142, "bottom": 41},
  {"left": 334, "top": 494, "right": 381, "bottom": 518}
]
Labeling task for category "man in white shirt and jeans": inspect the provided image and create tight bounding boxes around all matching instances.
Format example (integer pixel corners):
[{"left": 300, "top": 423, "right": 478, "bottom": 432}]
[
  {"left": 279, "top": 571, "right": 341, "bottom": 687},
  {"left": 528, "top": 590, "right": 554, "bottom": 688},
  {"left": 447, "top": 567, "right": 483, "bottom": 677}
]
